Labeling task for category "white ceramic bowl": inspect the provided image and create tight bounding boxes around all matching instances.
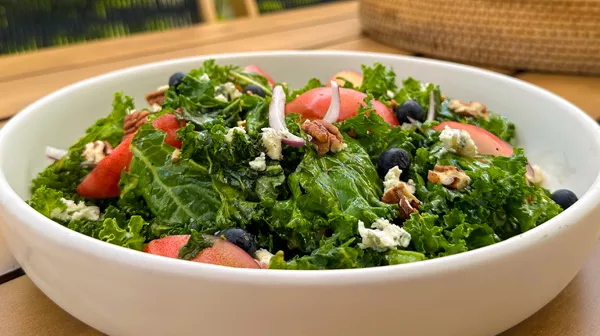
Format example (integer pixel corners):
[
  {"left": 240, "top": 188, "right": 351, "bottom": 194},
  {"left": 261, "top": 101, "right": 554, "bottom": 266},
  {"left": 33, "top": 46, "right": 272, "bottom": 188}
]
[{"left": 1, "top": 51, "right": 600, "bottom": 336}]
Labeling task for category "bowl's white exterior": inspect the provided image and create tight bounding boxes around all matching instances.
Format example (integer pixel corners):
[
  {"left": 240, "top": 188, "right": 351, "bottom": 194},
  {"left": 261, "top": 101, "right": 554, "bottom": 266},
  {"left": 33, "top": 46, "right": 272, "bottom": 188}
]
[{"left": 1, "top": 51, "right": 600, "bottom": 336}]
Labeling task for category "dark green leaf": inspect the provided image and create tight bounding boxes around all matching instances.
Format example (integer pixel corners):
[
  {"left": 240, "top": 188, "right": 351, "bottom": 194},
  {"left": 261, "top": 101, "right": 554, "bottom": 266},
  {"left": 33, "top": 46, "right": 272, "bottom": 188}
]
[{"left": 178, "top": 230, "right": 215, "bottom": 260}]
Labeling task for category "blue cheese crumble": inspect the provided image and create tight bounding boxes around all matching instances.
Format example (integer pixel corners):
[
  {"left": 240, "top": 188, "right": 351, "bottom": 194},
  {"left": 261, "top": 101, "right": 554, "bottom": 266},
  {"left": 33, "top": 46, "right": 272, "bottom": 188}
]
[
  {"left": 249, "top": 153, "right": 267, "bottom": 172},
  {"left": 261, "top": 127, "right": 284, "bottom": 160},
  {"left": 50, "top": 198, "right": 100, "bottom": 222},
  {"left": 439, "top": 126, "right": 478, "bottom": 157},
  {"left": 358, "top": 218, "right": 411, "bottom": 252}
]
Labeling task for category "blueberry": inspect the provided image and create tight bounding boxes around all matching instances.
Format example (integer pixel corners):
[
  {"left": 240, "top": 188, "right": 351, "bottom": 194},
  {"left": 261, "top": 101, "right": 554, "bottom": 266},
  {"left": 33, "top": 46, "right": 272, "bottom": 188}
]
[
  {"left": 378, "top": 148, "right": 410, "bottom": 178},
  {"left": 215, "top": 228, "right": 257, "bottom": 256},
  {"left": 395, "top": 100, "right": 425, "bottom": 123},
  {"left": 551, "top": 189, "right": 578, "bottom": 210},
  {"left": 243, "top": 84, "right": 266, "bottom": 98},
  {"left": 168, "top": 72, "right": 186, "bottom": 88}
]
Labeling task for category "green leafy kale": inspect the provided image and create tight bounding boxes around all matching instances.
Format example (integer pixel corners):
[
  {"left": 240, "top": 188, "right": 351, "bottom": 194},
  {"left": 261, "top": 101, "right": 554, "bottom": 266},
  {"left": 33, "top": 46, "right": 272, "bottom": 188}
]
[
  {"left": 394, "top": 77, "right": 441, "bottom": 115},
  {"left": 125, "top": 124, "right": 221, "bottom": 230},
  {"left": 28, "top": 186, "right": 148, "bottom": 250},
  {"left": 359, "top": 63, "right": 397, "bottom": 101},
  {"left": 287, "top": 78, "right": 322, "bottom": 102},
  {"left": 178, "top": 230, "right": 215, "bottom": 260}
]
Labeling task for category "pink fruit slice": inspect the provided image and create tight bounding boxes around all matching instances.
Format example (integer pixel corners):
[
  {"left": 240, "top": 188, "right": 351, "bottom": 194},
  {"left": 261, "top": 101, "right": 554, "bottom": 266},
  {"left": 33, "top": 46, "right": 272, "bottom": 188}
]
[
  {"left": 433, "top": 121, "right": 513, "bottom": 156},
  {"left": 327, "top": 70, "right": 363, "bottom": 87},
  {"left": 144, "top": 235, "right": 261, "bottom": 269},
  {"left": 286, "top": 87, "right": 399, "bottom": 126}
]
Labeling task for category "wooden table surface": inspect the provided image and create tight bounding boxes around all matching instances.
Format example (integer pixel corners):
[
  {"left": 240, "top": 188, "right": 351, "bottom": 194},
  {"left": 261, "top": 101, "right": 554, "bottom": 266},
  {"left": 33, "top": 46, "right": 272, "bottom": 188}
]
[{"left": 1, "top": 2, "right": 600, "bottom": 335}]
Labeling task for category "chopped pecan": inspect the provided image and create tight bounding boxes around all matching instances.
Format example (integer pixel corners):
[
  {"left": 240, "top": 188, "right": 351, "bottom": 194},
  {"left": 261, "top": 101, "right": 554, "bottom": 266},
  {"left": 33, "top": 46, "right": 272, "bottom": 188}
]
[
  {"left": 82, "top": 141, "right": 113, "bottom": 164},
  {"left": 382, "top": 183, "right": 421, "bottom": 206},
  {"left": 145, "top": 85, "right": 168, "bottom": 106},
  {"left": 124, "top": 110, "right": 150, "bottom": 137},
  {"left": 237, "top": 120, "right": 247, "bottom": 128},
  {"left": 382, "top": 182, "right": 421, "bottom": 219},
  {"left": 389, "top": 99, "right": 399, "bottom": 110},
  {"left": 448, "top": 99, "right": 489, "bottom": 120},
  {"left": 300, "top": 119, "right": 345, "bottom": 155},
  {"left": 427, "top": 165, "right": 471, "bottom": 190},
  {"left": 398, "top": 197, "right": 417, "bottom": 220}
]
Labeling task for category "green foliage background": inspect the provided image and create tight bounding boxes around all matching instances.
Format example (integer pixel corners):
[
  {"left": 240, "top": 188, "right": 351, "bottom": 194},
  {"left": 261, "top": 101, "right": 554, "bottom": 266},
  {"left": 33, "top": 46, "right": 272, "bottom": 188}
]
[{"left": 0, "top": 0, "right": 341, "bottom": 55}]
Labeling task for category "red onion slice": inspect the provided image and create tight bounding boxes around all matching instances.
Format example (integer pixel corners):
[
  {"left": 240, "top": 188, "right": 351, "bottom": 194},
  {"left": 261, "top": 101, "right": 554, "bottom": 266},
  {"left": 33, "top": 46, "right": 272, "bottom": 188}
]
[
  {"left": 323, "top": 80, "right": 340, "bottom": 123},
  {"left": 268, "top": 85, "right": 306, "bottom": 147},
  {"left": 281, "top": 137, "right": 305, "bottom": 148},
  {"left": 268, "top": 85, "right": 287, "bottom": 133},
  {"left": 45, "top": 146, "right": 68, "bottom": 161}
]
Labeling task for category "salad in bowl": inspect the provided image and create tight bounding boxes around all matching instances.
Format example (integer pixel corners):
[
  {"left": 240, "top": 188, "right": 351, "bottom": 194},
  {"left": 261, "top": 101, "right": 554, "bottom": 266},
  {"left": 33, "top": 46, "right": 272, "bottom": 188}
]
[{"left": 29, "top": 60, "right": 577, "bottom": 270}]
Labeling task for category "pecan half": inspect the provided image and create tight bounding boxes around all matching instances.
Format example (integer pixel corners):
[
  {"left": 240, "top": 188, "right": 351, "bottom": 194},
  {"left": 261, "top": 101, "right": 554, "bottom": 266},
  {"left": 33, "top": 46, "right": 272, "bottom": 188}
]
[
  {"left": 448, "top": 99, "right": 489, "bottom": 120},
  {"left": 300, "top": 119, "right": 345, "bottom": 155},
  {"left": 124, "top": 110, "right": 150, "bottom": 137},
  {"left": 398, "top": 197, "right": 418, "bottom": 220},
  {"left": 145, "top": 86, "right": 168, "bottom": 106},
  {"left": 382, "top": 182, "right": 421, "bottom": 219},
  {"left": 428, "top": 165, "right": 471, "bottom": 190}
]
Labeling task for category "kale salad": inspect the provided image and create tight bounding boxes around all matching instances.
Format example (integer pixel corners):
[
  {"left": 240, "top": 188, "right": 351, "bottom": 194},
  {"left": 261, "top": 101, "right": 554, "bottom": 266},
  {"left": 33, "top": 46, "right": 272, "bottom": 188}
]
[{"left": 28, "top": 60, "right": 578, "bottom": 270}]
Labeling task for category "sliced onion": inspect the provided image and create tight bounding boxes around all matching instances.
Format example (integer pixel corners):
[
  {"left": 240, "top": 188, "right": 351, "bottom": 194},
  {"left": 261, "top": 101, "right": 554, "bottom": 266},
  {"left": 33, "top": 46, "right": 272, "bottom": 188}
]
[
  {"left": 406, "top": 116, "right": 419, "bottom": 124},
  {"left": 323, "top": 80, "right": 340, "bottom": 123},
  {"left": 45, "top": 146, "right": 68, "bottom": 161},
  {"left": 282, "top": 137, "right": 305, "bottom": 147},
  {"left": 268, "top": 85, "right": 306, "bottom": 147},
  {"left": 268, "top": 85, "right": 287, "bottom": 132},
  {"left": 426, "top": 91, "right": 436, "bottom": 122}
]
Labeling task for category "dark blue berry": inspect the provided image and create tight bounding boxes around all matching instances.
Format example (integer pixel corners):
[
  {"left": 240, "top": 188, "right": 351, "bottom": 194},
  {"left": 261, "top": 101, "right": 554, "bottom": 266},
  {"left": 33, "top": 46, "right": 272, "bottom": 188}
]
[
  {"left": 395, "top": 100, "right": 425, "bottom": 123},
  {"left": 243, "top": 84, "right": 266, "bottom": 98},
  {"left": 551, "top": 189, "right": 578, "bottom": 210},
  {"left": 378, "top": 148, "right": 410, "bottom": 178},
  {"left": 168, "top": 72, "right": 186, "bottom": 89},
  {"left": 215, "top": 228, "right": 257, "bottom": 256}
]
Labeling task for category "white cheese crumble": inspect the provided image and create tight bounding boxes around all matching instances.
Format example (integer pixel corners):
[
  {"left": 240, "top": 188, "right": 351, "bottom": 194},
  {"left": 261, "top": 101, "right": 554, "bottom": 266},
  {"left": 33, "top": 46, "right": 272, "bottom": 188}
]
[
  {"left": 358, "top": 218, "right": 411, "bottom": 252},
  {"left": 156, "top": 84, "right": 170, "bottom": 93},
  {"left": 261, "top": 127, "right": 283, "bottom": 160},
  {"left": 215, "top": 94, "right": 228, "bottom": 103},
  {"left": 50, "top": 198, "right": 100, "bottom": 222},
  {"left": 383, "top": 166, "right": 402, "bottom": 193},
  {"left": 82, "top": 141, "right": 110, "bottom": 164},
  {"left": 152, "top": 103, "right": 162, "bottom": 112},
  {"left": 439, "top": 126, "right": 478, "bottom": 157},
  {"left": 199, "top": 73, "right": 210, "bottom": 81},
  {"left": 215, "top": 82, "right": 242, "bottom": 101},
  {"left": 249, "top": 152, "right": 267, "bottom": 172},
  {"left": 225, "top": 126, "right": 247, "bottom": 143},
  {"left": 386, "top": 90, "right": 395, "bottom": 99},
  {"left": 255, "top": 249, "right": 274, "bottom": 266}
]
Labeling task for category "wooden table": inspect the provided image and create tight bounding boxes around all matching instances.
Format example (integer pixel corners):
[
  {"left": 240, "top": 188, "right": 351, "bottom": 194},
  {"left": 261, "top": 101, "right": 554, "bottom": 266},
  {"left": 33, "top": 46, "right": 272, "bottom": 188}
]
[{"left": 1, "top": 2, "right": 600, "bottom": 335}]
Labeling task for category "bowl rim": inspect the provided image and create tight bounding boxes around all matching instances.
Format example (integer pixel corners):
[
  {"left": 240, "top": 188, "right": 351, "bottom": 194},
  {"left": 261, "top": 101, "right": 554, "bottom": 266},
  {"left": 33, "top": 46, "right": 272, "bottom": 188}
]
[{"left": 2, "top": 50, "right": 600, "bottom": 285}]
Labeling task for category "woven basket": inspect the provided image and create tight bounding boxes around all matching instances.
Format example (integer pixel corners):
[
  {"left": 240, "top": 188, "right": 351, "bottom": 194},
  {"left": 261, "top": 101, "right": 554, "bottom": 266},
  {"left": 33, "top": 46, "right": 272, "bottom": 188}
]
[{"left": 359, "top": 0, "right": 600, "bottom": 75}]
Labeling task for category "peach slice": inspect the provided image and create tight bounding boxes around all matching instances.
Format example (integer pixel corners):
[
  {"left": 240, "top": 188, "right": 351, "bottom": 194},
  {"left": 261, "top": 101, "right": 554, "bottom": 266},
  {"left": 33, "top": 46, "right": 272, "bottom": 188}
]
[
  {"left": 286, "top": 87, "right": 399, "bottom": 126},
  {"left": 327, "top": 70, "right": 363, "bottom": 88},
  {"left": 433, "top": 121, "right": 513, "bottom": 156},
  {"left": 144, "top": 235, "right": 261, "bottom": 269}
]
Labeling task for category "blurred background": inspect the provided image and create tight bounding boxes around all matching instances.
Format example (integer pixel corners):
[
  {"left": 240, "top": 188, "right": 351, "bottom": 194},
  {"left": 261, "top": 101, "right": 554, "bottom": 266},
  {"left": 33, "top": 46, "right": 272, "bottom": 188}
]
[{"left": 0, "top": 0, "right": 344, "bottom": 55}]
